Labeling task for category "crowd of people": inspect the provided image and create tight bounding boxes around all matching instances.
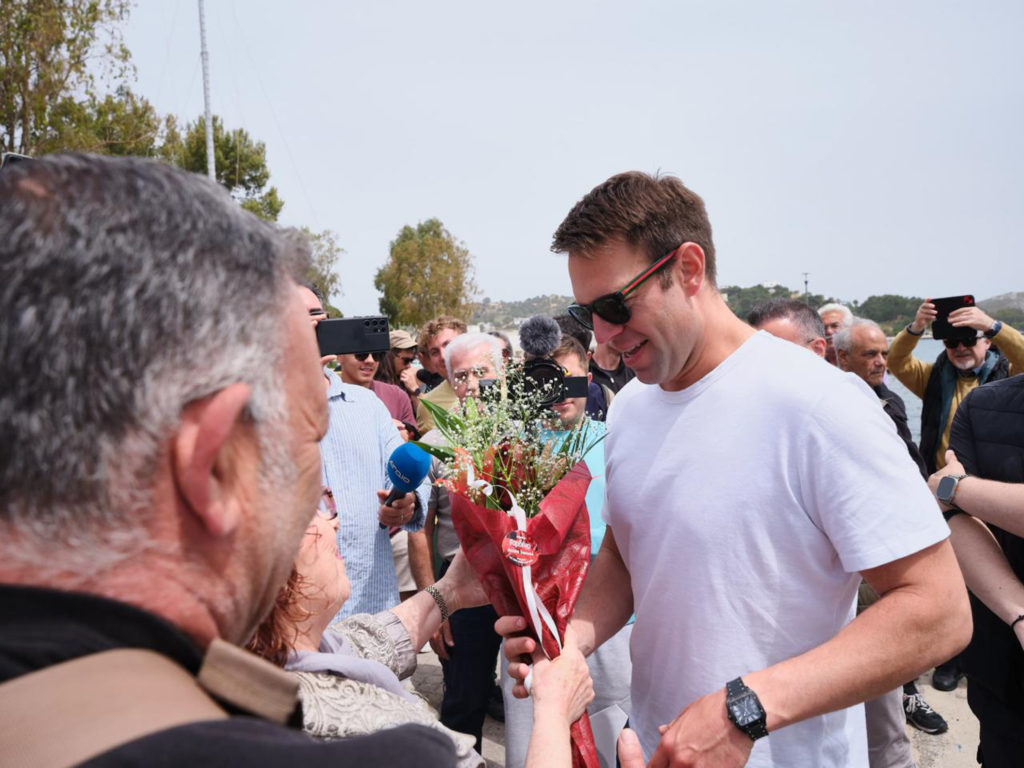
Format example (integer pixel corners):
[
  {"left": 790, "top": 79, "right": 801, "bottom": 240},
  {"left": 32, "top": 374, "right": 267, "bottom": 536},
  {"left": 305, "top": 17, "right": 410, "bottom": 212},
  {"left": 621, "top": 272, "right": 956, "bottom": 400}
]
[
  {"left": 745, "top": 293, "right": 1023, "bottom": 767},
  {"left": 1, "top": 154, "right": 1021, "bottom": 768}
]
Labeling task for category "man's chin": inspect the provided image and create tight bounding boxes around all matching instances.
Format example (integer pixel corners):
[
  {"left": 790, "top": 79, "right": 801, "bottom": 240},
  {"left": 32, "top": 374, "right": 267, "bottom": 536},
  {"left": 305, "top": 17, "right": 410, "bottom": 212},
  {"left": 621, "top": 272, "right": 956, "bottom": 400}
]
[
  {"left": 634, "top": 367, "right": 669, "bottom": 386},
  {"left": 948, "top": 357, "right": 977, "bottom": 371}
]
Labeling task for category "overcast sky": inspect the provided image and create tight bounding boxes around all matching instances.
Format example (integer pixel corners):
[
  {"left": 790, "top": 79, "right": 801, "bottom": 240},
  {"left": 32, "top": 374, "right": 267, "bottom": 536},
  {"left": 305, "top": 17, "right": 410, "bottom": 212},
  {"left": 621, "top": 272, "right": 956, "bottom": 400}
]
[{"left": 124, "top": 1, "right": 1023, "bottom": 316}]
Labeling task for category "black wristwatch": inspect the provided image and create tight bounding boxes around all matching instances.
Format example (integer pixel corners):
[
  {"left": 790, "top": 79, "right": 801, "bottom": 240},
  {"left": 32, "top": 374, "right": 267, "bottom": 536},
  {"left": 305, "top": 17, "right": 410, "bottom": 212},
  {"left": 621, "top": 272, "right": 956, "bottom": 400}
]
[
  {"left": 936, "top": 473, "right": 967, "bottom": 509},
  {"left": 725, "top": 677, "right": 768, "bottom": 741}
]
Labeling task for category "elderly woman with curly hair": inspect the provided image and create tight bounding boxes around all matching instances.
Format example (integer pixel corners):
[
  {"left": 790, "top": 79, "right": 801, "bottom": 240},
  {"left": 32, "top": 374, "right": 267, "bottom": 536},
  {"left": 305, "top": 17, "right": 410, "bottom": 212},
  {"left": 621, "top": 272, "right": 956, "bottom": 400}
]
[{"left": 249, "top": 490, "right": 593, "bottom": 768}]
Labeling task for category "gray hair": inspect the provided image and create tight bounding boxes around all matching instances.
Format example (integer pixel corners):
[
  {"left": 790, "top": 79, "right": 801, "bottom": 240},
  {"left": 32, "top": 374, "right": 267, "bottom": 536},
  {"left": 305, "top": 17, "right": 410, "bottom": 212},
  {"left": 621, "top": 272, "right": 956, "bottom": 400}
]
[
  {"left": 0, "top": 154, "right": 310, "bottom": 573},
  {"left": 444, "top": 333, "right": 504, "bottom": 382},
  {"left": 833, "top": 317, "right": 884, "bottom": 353},
  {"left": 818, "top": 302, "right": 853, "bottom": 326}
]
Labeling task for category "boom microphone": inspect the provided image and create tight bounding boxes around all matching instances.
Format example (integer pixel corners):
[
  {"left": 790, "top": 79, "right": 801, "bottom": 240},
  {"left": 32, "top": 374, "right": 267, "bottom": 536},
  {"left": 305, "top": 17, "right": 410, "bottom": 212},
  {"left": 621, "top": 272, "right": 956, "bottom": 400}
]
[
  {"left": 379, "top": 442, "right": 432, "bottom": 529},
  {"left": 519, "top": 314, "right": 562, "bottom": 358}
]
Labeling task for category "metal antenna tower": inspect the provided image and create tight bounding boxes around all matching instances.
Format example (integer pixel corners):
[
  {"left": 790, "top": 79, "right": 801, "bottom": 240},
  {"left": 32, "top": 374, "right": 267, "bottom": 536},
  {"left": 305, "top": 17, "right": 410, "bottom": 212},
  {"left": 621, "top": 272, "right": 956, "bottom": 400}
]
[{"left": 198, "top": 0, "right": 215, "bottom": 181}]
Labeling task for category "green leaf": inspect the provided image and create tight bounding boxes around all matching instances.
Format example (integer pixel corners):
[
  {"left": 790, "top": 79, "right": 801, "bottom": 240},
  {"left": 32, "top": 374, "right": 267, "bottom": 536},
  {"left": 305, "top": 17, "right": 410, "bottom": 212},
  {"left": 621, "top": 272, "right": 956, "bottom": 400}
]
[
  {"left": 419, "top": 397, "right": 466, "bottom": 437},
  {"left": 411, "top": 440, "right": 454, "bottom": 462}
]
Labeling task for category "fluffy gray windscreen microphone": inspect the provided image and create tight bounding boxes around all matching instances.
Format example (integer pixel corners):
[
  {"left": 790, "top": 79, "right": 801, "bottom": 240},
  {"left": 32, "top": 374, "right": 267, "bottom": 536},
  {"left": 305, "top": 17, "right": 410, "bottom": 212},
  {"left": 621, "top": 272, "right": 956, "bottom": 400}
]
[{"left": 519, "top": 315, "right": 562, "bottom": 358}]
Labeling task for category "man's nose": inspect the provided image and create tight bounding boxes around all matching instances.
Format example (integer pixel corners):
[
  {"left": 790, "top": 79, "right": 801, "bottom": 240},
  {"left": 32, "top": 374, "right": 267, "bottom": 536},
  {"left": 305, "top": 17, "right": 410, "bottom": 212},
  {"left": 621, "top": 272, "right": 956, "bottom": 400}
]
[{"left": 592, "top": 314, "right": 623, "bottom": 345}]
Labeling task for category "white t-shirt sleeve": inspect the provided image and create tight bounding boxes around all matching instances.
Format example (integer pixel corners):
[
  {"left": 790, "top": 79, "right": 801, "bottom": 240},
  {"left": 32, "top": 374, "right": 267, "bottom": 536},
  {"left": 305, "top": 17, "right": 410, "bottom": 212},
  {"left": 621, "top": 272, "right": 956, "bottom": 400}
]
[{"left": 797, "top": 377, "right": 949, "bottom": 574}]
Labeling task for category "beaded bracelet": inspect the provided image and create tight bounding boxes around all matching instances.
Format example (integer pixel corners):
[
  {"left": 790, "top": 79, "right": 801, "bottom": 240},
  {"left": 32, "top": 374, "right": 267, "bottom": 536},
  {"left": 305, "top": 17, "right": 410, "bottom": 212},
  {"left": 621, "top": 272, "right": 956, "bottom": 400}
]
[
  {"left": 425, "top": 585, "right": 450, "bottom": 624},
  {"left": 1011, "top": 613, "right": 1024, "bottom": 630}
]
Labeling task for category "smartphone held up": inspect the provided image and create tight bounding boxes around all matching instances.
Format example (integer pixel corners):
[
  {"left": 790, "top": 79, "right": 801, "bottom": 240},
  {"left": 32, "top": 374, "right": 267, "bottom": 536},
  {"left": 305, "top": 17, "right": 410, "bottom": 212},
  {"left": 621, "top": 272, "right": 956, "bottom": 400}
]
[
  {"left": 929, "top": 295, "right": 975, "bottom": 341},
  {"left": 315, "top": 316, "right": 390, "bottom": 357}
]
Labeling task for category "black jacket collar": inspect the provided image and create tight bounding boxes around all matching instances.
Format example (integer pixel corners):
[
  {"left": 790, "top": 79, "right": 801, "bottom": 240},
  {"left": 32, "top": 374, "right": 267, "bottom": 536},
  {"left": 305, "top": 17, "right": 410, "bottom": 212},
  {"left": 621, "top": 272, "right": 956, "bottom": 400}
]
[{"left": 0, "top": 583, "right": 203, "bottom": 684}]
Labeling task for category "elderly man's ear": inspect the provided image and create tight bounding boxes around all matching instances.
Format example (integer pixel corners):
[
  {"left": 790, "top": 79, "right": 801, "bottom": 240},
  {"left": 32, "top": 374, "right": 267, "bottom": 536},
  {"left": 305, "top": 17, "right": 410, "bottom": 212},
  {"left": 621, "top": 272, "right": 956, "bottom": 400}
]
[{"left": 171, "top": 382, "right": 253, "bottom": 538}]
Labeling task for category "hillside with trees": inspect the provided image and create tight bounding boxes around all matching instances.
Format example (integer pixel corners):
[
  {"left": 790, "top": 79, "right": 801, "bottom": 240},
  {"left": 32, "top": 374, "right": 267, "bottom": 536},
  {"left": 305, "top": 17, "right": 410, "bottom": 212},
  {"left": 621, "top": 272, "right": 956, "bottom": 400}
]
[
  {"left": 978, "top": 292, "right": 1024, "bottom": 328},
  {"left": 471, "top": 285, "right": 1023, "bottom": 335},
  {"left": 471, "top": 295, "right": 575, "bottom": 327}
]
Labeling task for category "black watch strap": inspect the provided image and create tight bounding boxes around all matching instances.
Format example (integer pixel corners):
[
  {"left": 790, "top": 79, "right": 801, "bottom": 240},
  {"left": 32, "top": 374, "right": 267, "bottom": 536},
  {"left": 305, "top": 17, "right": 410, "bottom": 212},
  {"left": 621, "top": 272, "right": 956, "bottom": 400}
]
[{"left": 725, "top": 676, "right": 769, "bottom": 741}]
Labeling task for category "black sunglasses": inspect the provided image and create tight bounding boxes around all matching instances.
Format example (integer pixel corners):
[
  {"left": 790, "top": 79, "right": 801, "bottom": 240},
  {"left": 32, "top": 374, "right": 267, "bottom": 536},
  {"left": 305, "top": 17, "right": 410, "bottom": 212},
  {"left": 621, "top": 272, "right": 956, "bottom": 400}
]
[
  {"left": 566, "top": 246, "right": 680, "bottom": 330},
  {"left": 354, "top": 352, "right": 382, "bottom": 361},
  {"left": 943, "top": 336, "right": 980, "bottom": 349}
]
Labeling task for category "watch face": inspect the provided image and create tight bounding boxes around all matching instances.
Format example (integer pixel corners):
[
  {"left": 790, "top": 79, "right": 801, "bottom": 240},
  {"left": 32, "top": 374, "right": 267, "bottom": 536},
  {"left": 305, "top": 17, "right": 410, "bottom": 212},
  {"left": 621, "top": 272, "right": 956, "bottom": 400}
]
[
  {"left": 732, "top": 694, "right": 762, "bottom": 726},
  {"left": 937, "top": 475, "right": 957, "bottom": 503}
]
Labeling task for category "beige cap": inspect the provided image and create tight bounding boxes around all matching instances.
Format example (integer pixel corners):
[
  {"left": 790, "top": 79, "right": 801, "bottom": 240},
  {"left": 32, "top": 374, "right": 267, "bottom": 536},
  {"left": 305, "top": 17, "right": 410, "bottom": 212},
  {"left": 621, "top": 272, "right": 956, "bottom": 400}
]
[{"left": 389, "top": 329, "right": 417, "bottom": 350}]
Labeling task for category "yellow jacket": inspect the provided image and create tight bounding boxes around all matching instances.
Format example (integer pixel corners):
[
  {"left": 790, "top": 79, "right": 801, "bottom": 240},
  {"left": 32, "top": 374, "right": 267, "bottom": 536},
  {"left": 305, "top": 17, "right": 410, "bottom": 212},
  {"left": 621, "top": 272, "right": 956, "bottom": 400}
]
[{"left": 888, "top": 324, "right": 1024, "bottom": 469}]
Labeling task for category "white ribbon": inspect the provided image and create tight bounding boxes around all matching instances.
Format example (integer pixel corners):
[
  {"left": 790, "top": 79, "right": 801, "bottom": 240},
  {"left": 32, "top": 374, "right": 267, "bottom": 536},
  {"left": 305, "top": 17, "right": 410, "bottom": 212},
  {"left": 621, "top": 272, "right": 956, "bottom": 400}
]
[{"left": 467, "top": 470, "right": 562, "bottom": 659}]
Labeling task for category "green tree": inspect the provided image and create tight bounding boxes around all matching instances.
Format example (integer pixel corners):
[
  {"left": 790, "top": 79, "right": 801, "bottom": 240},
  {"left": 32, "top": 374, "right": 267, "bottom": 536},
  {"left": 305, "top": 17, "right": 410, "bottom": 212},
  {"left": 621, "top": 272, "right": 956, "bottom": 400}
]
[
  {"left": 1, "top": 0, "right": 133, "bottom": 155},
  {"left": 160, "top": 115, "right": 283, "bottom": 221},
  {"left": 849, "top": 294, "right": 923, "bottom": 334},
  {"left": 998, "top": 308, "right": 1024, "bottom": 329},
  {"left": 722, "top": 284, "right": 840, "bottom": 320},
  {"left": 43, "top": 86, "right": 163, "bottom": 156},
  {"left": 851, "top": 294, "right": 923, "bottom": 323},
  {"left": 300, "top": 227, "right": 344, "bottom": 316},
  {"left": 722, "top": 283, "right": 790, "bottom": 318},
  {"left": 374, "top": 218, "right": 478, "bottom": 327}
]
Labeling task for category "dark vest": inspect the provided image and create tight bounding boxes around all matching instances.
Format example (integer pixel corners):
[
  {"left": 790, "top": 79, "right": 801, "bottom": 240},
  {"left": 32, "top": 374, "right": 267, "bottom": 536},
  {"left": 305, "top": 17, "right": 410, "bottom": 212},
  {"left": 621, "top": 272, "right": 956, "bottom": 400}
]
[
  {"left": 876, "top": 383, "right": 927, "bottom": 479},
  {"left": 919, "top": 349, "right": 1010, "bottom": 474},
  {"left": 951, "top": 376, "right": 1024, "bottom": 733}
]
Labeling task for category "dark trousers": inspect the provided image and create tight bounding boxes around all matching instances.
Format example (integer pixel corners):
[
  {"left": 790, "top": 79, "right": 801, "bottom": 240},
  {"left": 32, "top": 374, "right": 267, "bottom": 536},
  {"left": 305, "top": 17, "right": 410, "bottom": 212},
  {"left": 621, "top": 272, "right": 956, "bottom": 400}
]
[
  {"left": 438, "top": 562, "right": 501, "bottom": 753},
  {"left": 978, "top": 722, "right": 1024, "bottom": 767}
]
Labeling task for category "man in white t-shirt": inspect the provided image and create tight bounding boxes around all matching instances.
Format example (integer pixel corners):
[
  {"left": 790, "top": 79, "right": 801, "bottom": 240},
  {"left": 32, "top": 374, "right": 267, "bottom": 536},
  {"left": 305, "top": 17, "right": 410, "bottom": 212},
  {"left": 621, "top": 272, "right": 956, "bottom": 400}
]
[{"left": 499, "top": 171, "right": 970, "bottom": 768}]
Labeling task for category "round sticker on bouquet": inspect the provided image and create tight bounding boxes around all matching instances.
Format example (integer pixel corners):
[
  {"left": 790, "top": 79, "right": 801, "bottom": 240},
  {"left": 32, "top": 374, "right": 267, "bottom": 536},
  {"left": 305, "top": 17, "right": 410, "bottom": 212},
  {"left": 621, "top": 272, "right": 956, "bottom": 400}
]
[{"left": 502, "top": 530, "right": 539, "bottom": 566}]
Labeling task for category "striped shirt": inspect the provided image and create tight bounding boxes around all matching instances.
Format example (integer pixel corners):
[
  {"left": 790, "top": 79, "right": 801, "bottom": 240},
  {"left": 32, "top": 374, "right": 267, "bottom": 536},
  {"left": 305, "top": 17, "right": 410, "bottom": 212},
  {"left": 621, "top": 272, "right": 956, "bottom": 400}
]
[{"left": 321, "top": 370, "right": 429, "bottom": 619}]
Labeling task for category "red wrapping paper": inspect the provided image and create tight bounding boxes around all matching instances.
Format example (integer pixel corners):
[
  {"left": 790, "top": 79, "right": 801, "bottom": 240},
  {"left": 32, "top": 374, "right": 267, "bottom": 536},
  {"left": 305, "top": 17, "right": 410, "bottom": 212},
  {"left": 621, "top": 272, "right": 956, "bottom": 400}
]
[{"left": 448, "top": 460, "right": 598, "bottom": 768}]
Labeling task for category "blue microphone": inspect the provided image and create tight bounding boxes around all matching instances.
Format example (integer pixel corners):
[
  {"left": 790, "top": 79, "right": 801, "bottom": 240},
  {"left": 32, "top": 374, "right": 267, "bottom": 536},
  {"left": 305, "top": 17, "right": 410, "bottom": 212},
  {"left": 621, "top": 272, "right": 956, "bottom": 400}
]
[{"left": 379, "top": 442, "right": 432, "bottom": 528}]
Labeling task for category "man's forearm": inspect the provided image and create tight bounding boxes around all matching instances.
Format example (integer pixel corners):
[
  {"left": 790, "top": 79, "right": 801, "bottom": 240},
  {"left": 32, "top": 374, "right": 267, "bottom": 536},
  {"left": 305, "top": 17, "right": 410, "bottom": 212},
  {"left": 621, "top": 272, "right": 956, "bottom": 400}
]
[
  {"left": 886, "top": 328, "right": 929, "bottom": 398},
  {"left": 568, "top": 529, "right": 633, "bottom": 657},
  {"left": 950, "top": 514, "right": 1024, "bottom": 623},
  {"left": 742, "top": 540, "right": 970, "bottom": 734},
  {"left": 954, "top": 476, "right": 1024, "bottom": 537}
]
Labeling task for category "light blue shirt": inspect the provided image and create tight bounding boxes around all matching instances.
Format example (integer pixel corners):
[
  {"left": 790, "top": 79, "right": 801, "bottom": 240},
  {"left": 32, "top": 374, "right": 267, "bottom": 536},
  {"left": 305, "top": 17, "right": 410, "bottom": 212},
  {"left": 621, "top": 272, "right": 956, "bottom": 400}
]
[
  {"left": 543, "top": 421, "right": 607, "bottom": 557},
  {"left": 321, "top": 370, "right": 429, "bottom": 619},
  {"left": 547, "top": 421, "right": 633, "bottom": 625}
]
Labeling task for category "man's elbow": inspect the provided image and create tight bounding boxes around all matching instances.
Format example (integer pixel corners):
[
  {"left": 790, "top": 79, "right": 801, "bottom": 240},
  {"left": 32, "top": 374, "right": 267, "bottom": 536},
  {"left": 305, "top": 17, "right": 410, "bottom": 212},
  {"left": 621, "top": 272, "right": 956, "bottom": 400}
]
[{"left": 925, "top": 578, "right": 973, "bottom": 664}]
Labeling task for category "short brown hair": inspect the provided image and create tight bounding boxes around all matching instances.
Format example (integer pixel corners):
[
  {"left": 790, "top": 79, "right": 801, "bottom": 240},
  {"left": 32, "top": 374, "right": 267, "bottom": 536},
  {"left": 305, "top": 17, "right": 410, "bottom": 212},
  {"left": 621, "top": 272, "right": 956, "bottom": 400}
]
[
  {"left": 552, "top": 171, "right": 717, "bottom": 286},
  {"left": 551, "top": 336, "right": 588, "bottom": 371},
  {"left": 418, "top": 315, "right": 467, "bottom": 354}
]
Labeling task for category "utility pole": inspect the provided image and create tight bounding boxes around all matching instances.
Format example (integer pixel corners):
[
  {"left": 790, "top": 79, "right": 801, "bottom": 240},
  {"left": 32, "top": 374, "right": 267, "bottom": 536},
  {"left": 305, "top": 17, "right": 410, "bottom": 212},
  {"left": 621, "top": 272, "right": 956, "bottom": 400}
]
[
  {"left": 802, "top": 272, "right": 810, "bottom": 299},
  {"left": 198, "top": 0, "right": 215, "bottom": 181}
]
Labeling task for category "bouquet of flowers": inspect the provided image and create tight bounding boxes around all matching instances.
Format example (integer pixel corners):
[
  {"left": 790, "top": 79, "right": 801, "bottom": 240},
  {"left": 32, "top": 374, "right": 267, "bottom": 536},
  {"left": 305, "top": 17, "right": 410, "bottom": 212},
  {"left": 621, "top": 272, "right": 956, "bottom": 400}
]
[{"left": 416, "top": 364, "right": 604, "bottom": 768}]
